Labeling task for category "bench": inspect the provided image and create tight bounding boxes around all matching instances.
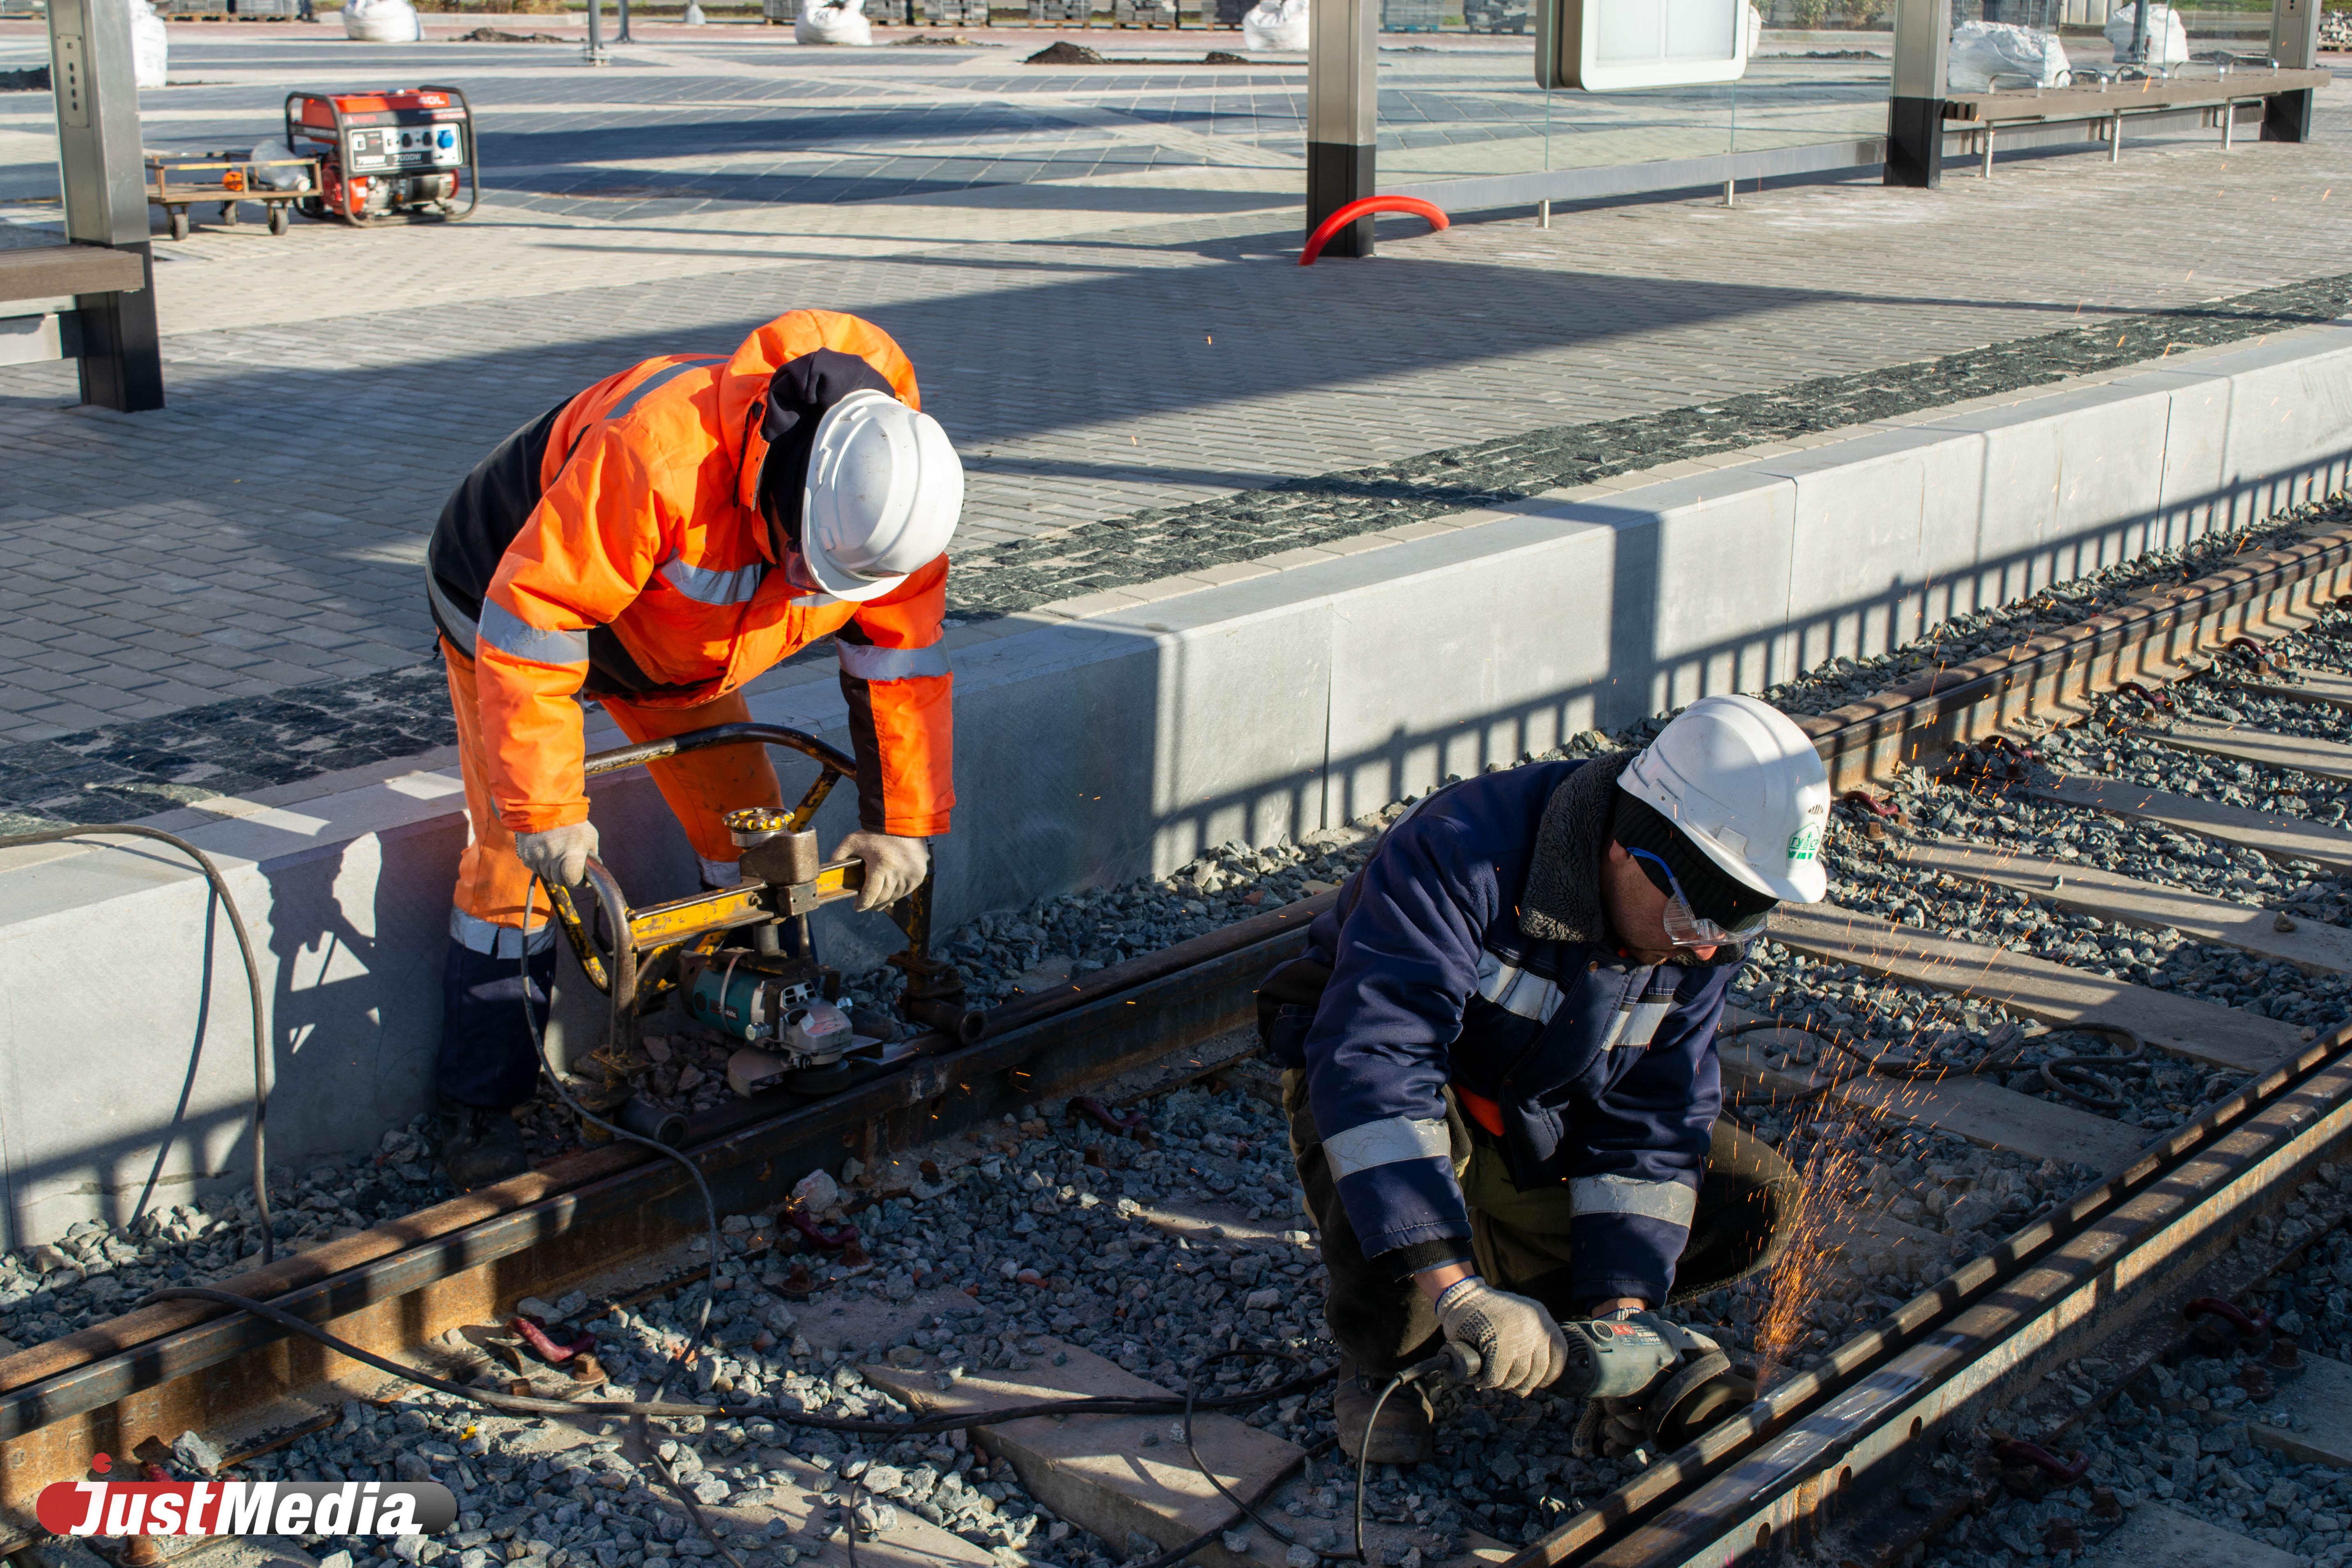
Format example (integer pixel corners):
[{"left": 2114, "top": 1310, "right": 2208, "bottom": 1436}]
[
  {"left": 1943, "top": 66, "right": 2333, "bottom": 176},
  {"left": 0, "top": 242, "right": 159, "bottom": 409}
]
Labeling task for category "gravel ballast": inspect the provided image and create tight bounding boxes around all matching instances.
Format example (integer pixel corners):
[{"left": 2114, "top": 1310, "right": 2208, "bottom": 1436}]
[{"left": 16, "top": 501, "right": 2352, "bottom": 1566}]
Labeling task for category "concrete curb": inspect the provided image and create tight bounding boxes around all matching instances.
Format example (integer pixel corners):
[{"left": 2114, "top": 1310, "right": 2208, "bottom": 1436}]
[{"left": 2, "top": 322, "right": 2347, "bottom": 1247}]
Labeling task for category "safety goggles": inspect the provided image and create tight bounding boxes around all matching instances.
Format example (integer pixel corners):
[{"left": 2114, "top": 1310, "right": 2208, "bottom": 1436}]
[{"left": 1626, "top": 847, "right": 1773, "bottom": 948}]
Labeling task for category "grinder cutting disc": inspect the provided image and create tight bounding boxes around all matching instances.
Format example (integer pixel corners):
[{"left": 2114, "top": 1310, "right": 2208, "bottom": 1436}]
[{"left": 779, "top": 1061, "right": 856, "bottom": 1094}]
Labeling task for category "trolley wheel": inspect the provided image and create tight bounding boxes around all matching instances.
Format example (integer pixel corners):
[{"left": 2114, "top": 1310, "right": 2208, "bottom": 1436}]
[
  {"left": 168, "top": 206, "right": 189, "bottom": 241},
  {"left": 298, "top": 195, "right": 326, "bottom": 220},
  {"left": 269, "top": 203, "right": 289, "bottom": 235},
  {"left": 220, "top": 200, "right": 239, "bottom": 227}
]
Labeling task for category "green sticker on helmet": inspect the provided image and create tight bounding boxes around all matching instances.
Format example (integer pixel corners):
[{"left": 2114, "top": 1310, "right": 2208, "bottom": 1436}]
[{"left": 1787, "top": 824, "right": 1822, "bottom": 863}]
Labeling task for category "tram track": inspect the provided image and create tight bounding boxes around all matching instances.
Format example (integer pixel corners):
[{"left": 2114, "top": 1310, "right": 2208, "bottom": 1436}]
[{"left": 12, "top": 511, "right": 2352, "bottom": 1565}]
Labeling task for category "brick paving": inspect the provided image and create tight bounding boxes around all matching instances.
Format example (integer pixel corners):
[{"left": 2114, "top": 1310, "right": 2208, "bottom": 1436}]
[{"left": 0, "top": 26, "right": 2345, "bottom": 783}]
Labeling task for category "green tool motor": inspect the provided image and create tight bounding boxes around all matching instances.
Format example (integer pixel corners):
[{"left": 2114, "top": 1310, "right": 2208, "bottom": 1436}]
[
  {"left": 682, "top": 950, "right": 856, "bottom": 1094},
  {"left": 1403, "top": 1311, "right": 1753, "bottom": 1457}
]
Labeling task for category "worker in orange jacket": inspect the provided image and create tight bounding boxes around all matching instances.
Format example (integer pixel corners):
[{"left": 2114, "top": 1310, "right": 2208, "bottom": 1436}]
[{"left": 423, "top": 310, "right": 962, "bottom": 1187}]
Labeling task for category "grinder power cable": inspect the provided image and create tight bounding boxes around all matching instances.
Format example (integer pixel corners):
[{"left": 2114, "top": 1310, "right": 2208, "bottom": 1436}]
[
  {"left": 21, "top": 817, "right": 1742, "bottom": 1567},
  {"left": 140, "top": 871, "right": 1337, "bottom": 1568}
]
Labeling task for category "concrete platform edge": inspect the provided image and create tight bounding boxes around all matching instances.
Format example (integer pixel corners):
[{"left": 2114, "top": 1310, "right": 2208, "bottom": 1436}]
[{"left": 1, "top": 326, "right": 2348, "bottom": 1247}]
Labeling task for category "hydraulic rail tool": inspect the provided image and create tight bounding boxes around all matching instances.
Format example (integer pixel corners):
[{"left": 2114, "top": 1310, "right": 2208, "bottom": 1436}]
[{"left": 546, "top": 723, "right": 982, "bottom": 1101}]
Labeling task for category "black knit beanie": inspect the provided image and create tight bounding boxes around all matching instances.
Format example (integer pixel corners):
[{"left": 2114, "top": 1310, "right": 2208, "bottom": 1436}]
[
  {"left": 753, "top": 348, "right": 898, "bottom": 552},
  {"left": 1610, "top": 791, "right": 1778, "bottom": 932}
]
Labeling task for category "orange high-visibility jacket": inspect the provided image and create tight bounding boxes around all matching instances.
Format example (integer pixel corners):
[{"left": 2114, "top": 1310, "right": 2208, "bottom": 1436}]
[{"left": 423, "top": 310, "right": 952, "bottom": 839}]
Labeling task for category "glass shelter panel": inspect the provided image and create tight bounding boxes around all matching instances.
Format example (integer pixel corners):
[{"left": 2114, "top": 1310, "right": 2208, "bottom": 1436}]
[{"left": 1376, "top": 14, "right": 1893, "bottom": 191}]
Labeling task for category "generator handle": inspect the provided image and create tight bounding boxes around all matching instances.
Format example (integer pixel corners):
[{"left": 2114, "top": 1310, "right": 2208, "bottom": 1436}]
[{"left": 412, "top": 84, "right": 482, "bottom": 222}]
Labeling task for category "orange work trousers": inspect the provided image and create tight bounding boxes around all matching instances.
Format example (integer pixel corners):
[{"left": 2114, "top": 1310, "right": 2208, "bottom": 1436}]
[{"left": 443, "top": 638, "right": 785, "bottom": 954}]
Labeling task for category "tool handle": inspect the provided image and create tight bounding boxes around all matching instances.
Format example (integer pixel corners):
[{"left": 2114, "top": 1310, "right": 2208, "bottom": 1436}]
[{"left": 1399, "top": 1343, "right": 1483, "bottom": 1386}]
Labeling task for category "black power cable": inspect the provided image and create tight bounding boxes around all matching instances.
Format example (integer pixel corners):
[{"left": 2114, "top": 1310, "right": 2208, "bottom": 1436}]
[
  {"left": 515, "top": 874, "right": 749, "bottom": 1566},
  {"left": 133, "top": 871, "right": 1341, "bottom": 1568},
  {"left": 7, "top": 838, "right": 1350, "bottom": 1567},
  {"left": 0, "top": 824, "right": 274, "bottom": 1266}
]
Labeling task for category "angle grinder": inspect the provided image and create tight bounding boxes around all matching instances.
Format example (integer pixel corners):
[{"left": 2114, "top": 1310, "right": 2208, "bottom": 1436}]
[{"left": 1399, "top": 1311, "right": 1753, "bottom": 1452}]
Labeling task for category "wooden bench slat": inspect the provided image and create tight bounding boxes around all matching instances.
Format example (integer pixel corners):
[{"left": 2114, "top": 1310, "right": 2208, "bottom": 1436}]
[
  {"left": 1941, "top": 67, "right": 2331, "bottom": 124},
  {"left": 0, "top": 245, "right": 147, "bottom": 306}
]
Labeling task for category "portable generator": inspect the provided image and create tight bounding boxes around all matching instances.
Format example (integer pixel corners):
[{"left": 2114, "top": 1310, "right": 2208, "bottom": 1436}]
[{"left": 284, "top": 85, "right": 480, "bottom": 225}]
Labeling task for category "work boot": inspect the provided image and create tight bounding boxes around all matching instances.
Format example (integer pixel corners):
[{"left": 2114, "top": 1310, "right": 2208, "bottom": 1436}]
[
  {"left": 436, "top": 1097, "right": 529, "bottom": 1190},
  {"left": 1332, "top": 1355, "right": 1433, "bottom": 1465}
]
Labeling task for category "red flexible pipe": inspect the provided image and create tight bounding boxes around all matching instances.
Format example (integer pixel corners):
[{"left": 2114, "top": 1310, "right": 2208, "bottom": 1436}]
[{"left": 1299, "top": 196, "right": 1449, "bottom": 265}]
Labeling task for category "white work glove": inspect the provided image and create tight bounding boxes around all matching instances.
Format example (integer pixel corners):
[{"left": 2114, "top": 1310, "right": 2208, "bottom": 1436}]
[
  {"left": 1435, "top": 1277, "right": 1572, "bottom": 1396},
  {"left": 833, "top": 831, "right": 929, "bottom": 912},
  {"left": 514, "top": 821, "right": 599, "bottom": 888}
]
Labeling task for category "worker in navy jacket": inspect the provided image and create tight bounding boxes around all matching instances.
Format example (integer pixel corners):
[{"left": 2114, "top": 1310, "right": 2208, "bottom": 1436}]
[{"left": 1260, "top": 696, "right": 1833, "bottom": 1462}]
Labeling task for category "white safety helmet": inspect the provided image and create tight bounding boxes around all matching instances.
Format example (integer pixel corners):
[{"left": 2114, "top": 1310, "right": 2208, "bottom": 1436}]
[
  {"left": 1617, "top": 694, "right": 1831, "bottom": 905},
  {"left": 799, "top": 388, "right": 964, "bottom": 602}
]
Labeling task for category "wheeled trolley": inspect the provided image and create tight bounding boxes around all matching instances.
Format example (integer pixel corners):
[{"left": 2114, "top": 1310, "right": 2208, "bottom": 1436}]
[{"left": 145, "top": 149, "right": 319, "bottom": 240}]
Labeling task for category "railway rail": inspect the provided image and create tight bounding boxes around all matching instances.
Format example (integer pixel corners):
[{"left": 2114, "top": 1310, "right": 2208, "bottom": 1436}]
[{"left": 11, "top": 511, "right": 2352, "bottom": 1567}]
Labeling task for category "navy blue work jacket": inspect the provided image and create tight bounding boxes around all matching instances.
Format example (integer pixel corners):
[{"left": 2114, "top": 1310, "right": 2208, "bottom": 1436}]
[{"left": 1264, "top": 760, "right": 1730, "bottom": 1307}]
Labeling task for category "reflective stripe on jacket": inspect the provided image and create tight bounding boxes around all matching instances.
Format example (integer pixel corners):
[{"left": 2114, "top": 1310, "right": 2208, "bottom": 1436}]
[
  {"left": 1262, "top": 760, "right": 1730, "bottom": 1308},
  {"left": 424, "top": 310, "right": 953, "bottom": 838}
]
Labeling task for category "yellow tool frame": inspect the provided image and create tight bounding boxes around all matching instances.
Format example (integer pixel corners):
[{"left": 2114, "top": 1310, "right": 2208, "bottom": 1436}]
[{"left": 546, "top": 722, "right": 979, "bottom": 1063}]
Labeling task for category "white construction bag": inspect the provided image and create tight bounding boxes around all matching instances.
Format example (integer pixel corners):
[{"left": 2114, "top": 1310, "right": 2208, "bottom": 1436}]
[
  {"left": 2103, "top": 0, "right": 2190, "bottom": 66},
  {"left": 249, "top": 135, "right": 312, "bottom": 191},
  {"left": 1947, "top": 19, "right": 2070, "bottom": 90},
  {"left": 1242, "top": 0, "right": 1307, "bottom": 49},
  {"left": 344, "top": 0, "right": 425, "bottom": 42},
  {"left": 796, "top": 0, "right": 875, "bottom": 44},
  {"left": 130, "top": 0, "right": 168, "bottom": 89}
]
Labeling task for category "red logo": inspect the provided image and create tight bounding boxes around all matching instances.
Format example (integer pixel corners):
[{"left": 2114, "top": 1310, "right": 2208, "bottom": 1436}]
[{"left": 36, "top": 1481, "right": 457, "bottom": 1538}]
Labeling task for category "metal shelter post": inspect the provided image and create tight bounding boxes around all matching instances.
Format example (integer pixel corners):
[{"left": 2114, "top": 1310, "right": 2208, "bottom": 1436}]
[
  {"left": 1883, "top": 0, "right": 1950, "bottom": 187},
  {"left": 2264, "top": 0, "right": 2321, "bottom": 140},
  {"left": 46, "top": 0, "right": 162, "bottom": 412},
  {"left": 616, "top": 0, "right": 634, "bottom": 44},
  {"left": 584, "top": 0, "right": 609, "bottom": 64},
  {"left": 1306, "top": 0, "right": 1377, "bottom": 258}
]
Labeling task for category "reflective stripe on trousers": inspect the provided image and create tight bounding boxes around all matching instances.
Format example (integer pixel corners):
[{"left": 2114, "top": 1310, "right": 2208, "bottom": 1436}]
[
  {"left": 836, "top": 641, "right": 950, "bottom": 682},
  {"left": 451, "top": 906, "right": 557, "bottom": 957}
]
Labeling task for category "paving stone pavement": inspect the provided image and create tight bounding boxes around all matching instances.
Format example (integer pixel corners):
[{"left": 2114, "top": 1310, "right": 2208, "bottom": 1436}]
[{"left": 0, "top": 30, "right": 2345, "bottom": 760}]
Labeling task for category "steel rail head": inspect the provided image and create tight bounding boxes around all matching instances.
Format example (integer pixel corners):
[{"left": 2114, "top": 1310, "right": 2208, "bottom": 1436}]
[
  {"left": 1504, "top": 1018, "right": 2352, "bottom": 1568},
  {"left": 1803, "top": 519, "right": 2352, "bottom": 783},
  {"left": 0, "top": 891, "right": 1342, "bottom": 1459}
]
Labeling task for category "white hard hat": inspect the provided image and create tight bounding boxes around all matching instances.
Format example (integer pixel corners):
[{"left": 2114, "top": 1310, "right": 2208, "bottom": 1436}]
[
  {"left": 799, "top": 388, "right": 963, "bottom": 602},
  {"left": 1617, "top": 694, "right": 1831, "bottom": 904}
]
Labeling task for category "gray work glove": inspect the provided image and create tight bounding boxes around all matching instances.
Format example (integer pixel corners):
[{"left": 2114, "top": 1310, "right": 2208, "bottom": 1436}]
[
  {"left": 833, "top": 831, "right": 929, "bottom": 912},
  {"left": 514, "top": 821, "right": 599, "bottom": 888},
  {"left": 1434, "top": 1277, "right": 1571, "bottom": 1396}
]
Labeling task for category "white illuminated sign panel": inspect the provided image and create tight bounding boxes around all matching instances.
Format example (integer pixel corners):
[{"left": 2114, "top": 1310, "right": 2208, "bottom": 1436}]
[{"left": 1539, "top": 0, "right": 1750, "bottom": 91}]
